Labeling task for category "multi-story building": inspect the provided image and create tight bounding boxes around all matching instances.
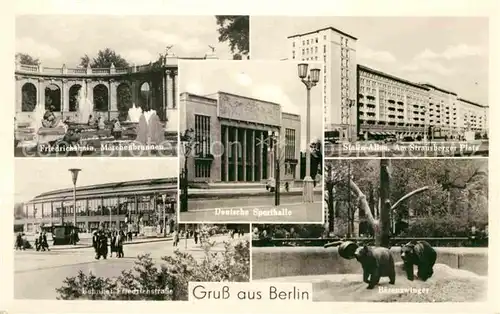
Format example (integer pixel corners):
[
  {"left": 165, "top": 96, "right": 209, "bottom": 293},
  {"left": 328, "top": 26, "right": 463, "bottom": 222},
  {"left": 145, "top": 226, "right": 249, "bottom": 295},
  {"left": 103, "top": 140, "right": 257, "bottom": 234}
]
[
  {"left": 288, "top": 26, "right": 488, "bottom": 141},
  {"left": 458, "top": 98, "right": 489, "bottom": 133},
  {"left": 357, "top": 65, "right": 431, "bottom": 140},
  {"left": 287, "top": 27, "right": 358, "bottom": 141},
  {"left": 180, "top": 91, "right": 301, "bottom": 183}
]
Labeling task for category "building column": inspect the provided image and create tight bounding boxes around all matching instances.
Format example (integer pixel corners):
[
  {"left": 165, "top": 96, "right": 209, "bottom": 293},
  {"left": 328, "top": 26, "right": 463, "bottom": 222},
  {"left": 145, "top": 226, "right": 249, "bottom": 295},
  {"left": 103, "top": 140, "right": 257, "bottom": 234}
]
[
  {"left": 62, "top": 79, "right": 68, "bottom": 113},
  {"left": 267, "top": 132, "right": 273, "bottom": 179},
  {"left": 110, "top": 80, "right": 118, "bottom": 115},
  {"left": 172, "top": 71, "right": 178, "bottom": 108},
  {"left": 224, "top": 125, "right": 229, "bottom": 182},
  {"left": 162, "top": 73, "right": 167, "bottom": 119},
  {"left": 242, "top": 129, "right": 247, "bottom": 181},
  {"left": 15, "top": 77, "right": 21, "bottom": 113},
  {"left": 251, "top": 130, "right": 256, "bottom": 182},
  {"left": 38, "top": 78, "right": 45, "bottom": 109},
  {"left": 166, "top": 70, "right": 174, "bottom": 109},
  {"left": 233, "top": 127, "right": 238, "bottom": 182},
  {"left": 259, "top": 131, "right": 264, "bottom": 181},
  {"left": 131, "top": 81, "right": 138, "bottom": 106}
]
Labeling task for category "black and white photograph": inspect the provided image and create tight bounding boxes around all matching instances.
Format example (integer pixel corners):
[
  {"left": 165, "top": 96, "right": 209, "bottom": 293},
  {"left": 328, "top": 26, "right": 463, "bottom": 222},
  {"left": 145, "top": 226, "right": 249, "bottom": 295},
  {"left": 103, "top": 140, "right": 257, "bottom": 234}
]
[
  {"left": 178, "top": 60, "right": 323, "bottom": 222},
  {"left": 14, "top": 15, "right": 249, "bottom": 157},
  {"left": 14, "top": 158, "right": 251, "bottom": 300},
  {"left": 252, "top": 158, "right": 488, "bottom": 302},
  {"left": 251, "top": 17, "right": 489, "bottom": 157}
]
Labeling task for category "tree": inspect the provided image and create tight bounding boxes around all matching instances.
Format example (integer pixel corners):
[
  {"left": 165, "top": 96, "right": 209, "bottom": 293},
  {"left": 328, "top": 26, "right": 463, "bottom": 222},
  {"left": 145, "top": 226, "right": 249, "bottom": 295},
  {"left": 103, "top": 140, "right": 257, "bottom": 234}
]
[
  {"left": 180, "top": 129, "right": 197, "bottom": 212},
  {"left": 79, "top": 48, "right": 130, "bottom": 68},
  {"left": 79, "top": 49, "right": 131, "bottom": 119},
  {"left": 16, "top": 53, "right": 40, "bottom": 65},
  {"left": 215, "top": 16, "right": 249, "bottom": 57},
  {"left": 14, "top": 203, "right": 25, "bottom": 219},
  {"left": 56, "top": 240, "right": 250, "bottom": 300}
]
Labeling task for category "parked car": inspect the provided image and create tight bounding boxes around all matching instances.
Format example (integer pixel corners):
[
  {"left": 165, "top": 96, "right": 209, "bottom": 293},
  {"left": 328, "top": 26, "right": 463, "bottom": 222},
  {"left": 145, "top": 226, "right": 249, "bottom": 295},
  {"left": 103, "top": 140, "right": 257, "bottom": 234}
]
[
  {"left": 266, "top": 178, "right": 276, "bottom": 192},
  {"left": 384, "top": 136, "right": 397, "bottom": 143}
]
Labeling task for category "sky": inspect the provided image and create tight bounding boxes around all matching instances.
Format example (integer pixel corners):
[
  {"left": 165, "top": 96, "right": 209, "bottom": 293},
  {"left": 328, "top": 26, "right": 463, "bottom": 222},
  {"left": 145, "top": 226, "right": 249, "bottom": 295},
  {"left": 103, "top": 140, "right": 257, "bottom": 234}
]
[
  {"left": 14, "top": 158, "right": 178, "bottom": 203},
  {"left": 251, "top": 16, "right": 488, "bottom": 105},
  {"left": 15, "top": 15, "right": 234, "bottom": 66},
  {"left": 179, "top": 60, "right": 322, "bottom": 149}
]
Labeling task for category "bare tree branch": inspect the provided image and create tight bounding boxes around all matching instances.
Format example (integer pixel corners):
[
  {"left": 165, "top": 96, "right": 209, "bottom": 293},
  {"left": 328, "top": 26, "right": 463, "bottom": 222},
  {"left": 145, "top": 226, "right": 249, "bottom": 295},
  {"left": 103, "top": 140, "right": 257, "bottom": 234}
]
[
  {"left": 349, "top": 179, "right": 378, "bottom": 228},
  {"left": 391, "top": 186, "right": 430, "bottom": 211}
]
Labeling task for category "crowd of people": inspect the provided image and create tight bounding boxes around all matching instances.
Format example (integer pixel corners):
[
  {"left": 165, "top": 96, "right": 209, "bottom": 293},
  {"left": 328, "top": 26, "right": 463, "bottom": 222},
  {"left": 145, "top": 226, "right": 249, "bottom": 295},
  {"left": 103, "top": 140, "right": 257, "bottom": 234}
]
[{"left": 92, "top": 229, "right": 126, "bottom": 259}]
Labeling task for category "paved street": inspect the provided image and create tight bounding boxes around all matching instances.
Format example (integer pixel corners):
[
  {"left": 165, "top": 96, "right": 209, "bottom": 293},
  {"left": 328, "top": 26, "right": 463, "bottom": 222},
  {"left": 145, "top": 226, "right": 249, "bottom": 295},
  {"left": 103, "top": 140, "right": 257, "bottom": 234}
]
[
  {"left": 180, "top": 194, "right": 323, "bottom": 222},
  {"left": 14, "top": 235, "right": 246, "bottom": 299}
]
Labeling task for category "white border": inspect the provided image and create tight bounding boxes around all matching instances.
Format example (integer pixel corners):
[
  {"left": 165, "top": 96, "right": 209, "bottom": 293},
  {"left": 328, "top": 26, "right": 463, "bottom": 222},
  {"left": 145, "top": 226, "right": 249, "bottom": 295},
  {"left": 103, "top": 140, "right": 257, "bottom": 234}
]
[{"left": 2, "top": 0, "right": 499, "bottom": 313}]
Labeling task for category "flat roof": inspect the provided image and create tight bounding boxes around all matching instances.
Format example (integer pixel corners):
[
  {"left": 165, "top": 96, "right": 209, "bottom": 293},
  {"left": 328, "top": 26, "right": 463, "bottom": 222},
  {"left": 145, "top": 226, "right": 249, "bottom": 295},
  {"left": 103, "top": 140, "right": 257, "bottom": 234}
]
[
  {"left": 457, "top": 97, "right": 487, "bottom": 108},
  {"left": 29, "top": 178, "right": 177, "bottom": 204},
  {"left": 217, "top": 91, "right": 281, "bottom": 107},
  {"left": 288, "top": 26, "right": 357, "bottom": 41},
  {"left": 421, "top": 83, "right": 458, "bottom": 96},
  {"left": 358, "top": 64, "right": 430, "bottom": 91},
  {"left": 181, "top": 92, "right": 218, "bottom": 103}
]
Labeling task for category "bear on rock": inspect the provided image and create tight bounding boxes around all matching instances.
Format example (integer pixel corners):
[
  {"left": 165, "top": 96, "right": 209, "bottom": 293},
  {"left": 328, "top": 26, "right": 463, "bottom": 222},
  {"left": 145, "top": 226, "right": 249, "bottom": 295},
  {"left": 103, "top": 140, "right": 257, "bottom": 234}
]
[
  {"left": 354, "top": 245, "right": 396, "bottom": 289},
  {"left": 400, "top": 240, "right": 437, "bottom": 281}
]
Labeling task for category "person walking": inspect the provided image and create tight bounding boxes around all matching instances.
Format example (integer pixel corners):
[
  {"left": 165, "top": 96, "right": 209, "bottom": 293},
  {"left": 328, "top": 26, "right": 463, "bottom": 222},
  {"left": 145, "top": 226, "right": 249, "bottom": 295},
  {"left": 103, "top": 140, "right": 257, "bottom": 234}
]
[
  {"left": 173, "top": 229, "right": 179, "bottom": 247},
  {"left": 42, "top": 231, "right": 50, "bottom": 251},
  {"left": 92, "top": 230, "right": 98, "bottom": 255},
  {"left": 15, "top": 233, "right": 23, "bottom": 250},
  {"left": 95, "top": 231, "right": 108, "bottom": 260},
  {"left": 110, "top": 231, "right": 117, "bottom": 257},
  {"left": 116, "top": 230, "right": 125, "bottom": 258}
]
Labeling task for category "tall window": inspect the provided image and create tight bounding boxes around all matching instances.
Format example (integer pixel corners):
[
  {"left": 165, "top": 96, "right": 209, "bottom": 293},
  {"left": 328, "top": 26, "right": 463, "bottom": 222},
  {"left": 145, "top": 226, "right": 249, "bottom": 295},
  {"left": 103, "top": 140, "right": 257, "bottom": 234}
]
[
  {"left": 285, "top": 128, "right": 296, "bottom": 160},
  {"left": 195, "top": 114, "right": 211, "bottom": 157},
  {"left": 195, "top": 114, "right": 212, "bottom": 178}
]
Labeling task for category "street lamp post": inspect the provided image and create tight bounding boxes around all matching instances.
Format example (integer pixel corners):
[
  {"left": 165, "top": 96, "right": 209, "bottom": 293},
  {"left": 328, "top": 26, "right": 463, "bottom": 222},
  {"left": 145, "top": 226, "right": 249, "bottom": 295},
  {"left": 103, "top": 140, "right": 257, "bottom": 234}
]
[
  {"left": 180, "top": 129, "right": 195, "bottom": 212},
  {"left": 297, "top": 63, "right": 320, "bottom": 203},
  {"left": 68, "top": 168, "right": 81, "bottom": 228},
  {"left": 270, "top": 131, "right": 280, "bottom": 206}
]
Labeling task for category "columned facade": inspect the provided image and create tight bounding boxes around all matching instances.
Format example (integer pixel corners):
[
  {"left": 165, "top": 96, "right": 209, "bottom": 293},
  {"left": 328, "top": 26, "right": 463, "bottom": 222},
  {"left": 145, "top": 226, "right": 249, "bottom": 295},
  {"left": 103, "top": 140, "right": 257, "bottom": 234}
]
[
  {"left": 220, "top": 125, "right": 275, "bottom": 183},
  {"left": 180, "top": 92, "right": 301, "bottom": 184},
  {"left": 15, "top": 62, "right": 179, "bottom": 128}
]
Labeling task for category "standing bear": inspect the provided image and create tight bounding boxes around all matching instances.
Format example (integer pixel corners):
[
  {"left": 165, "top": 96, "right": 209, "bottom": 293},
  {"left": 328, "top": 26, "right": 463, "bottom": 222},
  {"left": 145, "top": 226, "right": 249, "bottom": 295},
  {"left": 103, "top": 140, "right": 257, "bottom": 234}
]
[
  {"left": 400, "top": 240, "right": 437, "bottom": 281},
  {"left": 354, "top": 245, "right": 396, "bottom": 289}
]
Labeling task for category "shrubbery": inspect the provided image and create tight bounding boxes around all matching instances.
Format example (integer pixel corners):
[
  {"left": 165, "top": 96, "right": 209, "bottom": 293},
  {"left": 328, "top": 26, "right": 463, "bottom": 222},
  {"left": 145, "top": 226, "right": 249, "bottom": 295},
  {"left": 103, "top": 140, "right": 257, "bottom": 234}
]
[
  {"left": 400, "top": 215, "right": 488, "bottom": 237},
  {"left": 56, "top": 240, "right": 250, "bottom": 300}
]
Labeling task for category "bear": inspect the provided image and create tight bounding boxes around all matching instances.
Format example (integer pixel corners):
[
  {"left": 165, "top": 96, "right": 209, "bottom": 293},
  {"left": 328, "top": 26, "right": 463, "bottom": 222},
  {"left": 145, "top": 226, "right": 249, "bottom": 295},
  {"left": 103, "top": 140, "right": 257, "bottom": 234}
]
[
  {"left": 354, "top": 245, "right": 396, "bottom": 289},
  {"left": 400, "top": 240, "right": 437, "bottom": 281}
]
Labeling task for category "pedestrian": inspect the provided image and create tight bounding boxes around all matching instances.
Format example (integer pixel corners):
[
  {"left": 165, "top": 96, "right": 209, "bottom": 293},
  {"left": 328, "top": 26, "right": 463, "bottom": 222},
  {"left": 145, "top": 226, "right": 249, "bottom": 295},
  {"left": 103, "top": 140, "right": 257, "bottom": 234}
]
[
  {"left": 116, "top": 230, "right": 125, "bottom": 258},
  {"left": 194, "top": 230, "right": 198, "bottom": 244},
  {"left": 173, "top": 229, "right": 179, "bottom": 247},
  {"left": 92, "top": 230, "right": 98, "bottom": 254},
  {"left": 110, "top": 231, "right": 117, "bottom": 257},
  {"left": 42, "top": 231, "right": 50, "bottom": 251},
  {"left": 15, "top": 233, "right": 23, "bottom": 250},
  {"left": 95, "top": 231, "right": 108, "bottom": 260}
]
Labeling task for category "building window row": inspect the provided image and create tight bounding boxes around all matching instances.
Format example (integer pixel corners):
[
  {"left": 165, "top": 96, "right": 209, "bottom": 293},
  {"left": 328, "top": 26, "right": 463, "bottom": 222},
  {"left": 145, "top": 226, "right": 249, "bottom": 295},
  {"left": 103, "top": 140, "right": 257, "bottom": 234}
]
[{"left": 22, "top": 194, "right": 175, "bottom": 219}]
